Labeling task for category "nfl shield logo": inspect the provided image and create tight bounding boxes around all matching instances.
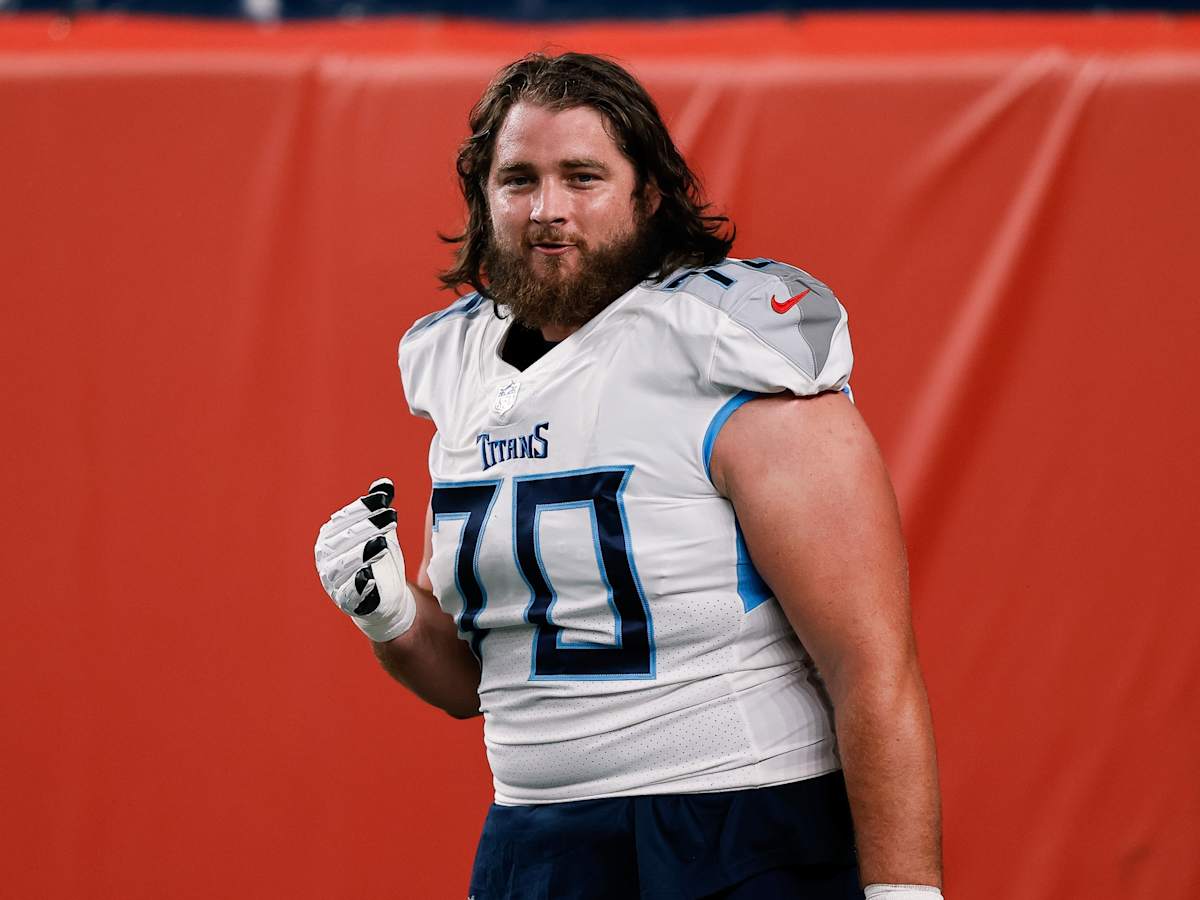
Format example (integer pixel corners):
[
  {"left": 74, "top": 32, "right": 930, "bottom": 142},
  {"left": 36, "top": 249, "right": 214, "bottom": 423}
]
[{"left": 493, "top": 379, "right": 520, "bottom": 414}]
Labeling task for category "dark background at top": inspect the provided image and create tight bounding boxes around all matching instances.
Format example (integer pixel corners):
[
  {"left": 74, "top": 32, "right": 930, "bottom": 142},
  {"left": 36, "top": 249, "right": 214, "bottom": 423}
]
[{"left": 6, "top": 0, "right": 1199, "bottom": 20}]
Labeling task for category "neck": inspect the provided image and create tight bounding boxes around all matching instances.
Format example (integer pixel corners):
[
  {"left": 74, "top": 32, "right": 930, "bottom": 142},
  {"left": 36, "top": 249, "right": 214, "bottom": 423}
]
[{"left": 540, "top": 324, "right": 579, "bottom": 342}]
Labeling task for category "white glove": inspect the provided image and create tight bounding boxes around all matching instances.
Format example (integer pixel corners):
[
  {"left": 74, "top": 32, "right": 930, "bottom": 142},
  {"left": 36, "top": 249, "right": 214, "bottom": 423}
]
[
  {"left": 314, "top": 477, "right": 416, "bottom": 642},
  {"left": 864, "top": 886, "right": 943, "bottom": 899}
]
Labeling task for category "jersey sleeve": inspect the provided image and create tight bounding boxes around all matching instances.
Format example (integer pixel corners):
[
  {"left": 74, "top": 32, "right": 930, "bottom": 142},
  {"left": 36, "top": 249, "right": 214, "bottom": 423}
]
[
  {"left": 397, "top": 327, "right": 433, "bottom": 421},
  {"left": 397, "top": 292, "right": 486, "bottom": 423},
  {"left": 708, "top": 263, "right": 853, "bottom": 396}
]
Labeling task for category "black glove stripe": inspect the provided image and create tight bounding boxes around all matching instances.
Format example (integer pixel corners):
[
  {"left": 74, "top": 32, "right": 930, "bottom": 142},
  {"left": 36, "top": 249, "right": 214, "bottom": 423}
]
[
  {"left": 354, "top": 585, "right": 381, "bottom": 616},
  {"left": 360, "top": 492, "right": 389, "bottom": 513},
  {"left": 368, "top": 509, "right": 398, "bottom": 529},
  {"left": 354, "top": 564, "right": 374, "bottom": 595},
  {"left": 368, "top": 479, "right": 395, "bottom": 505}
]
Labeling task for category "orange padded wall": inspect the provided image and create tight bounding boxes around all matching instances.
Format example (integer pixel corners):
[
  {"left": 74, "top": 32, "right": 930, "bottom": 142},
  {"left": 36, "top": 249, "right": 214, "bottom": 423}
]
[{"left": 1, "top": 13, "right": 1198, "bottom": 899}]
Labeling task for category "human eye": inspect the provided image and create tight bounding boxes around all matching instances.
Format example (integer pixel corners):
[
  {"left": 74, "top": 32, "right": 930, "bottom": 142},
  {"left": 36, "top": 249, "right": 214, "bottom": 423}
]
[{"left": 570, "top": 172, "right": 599, "bottom": 186}]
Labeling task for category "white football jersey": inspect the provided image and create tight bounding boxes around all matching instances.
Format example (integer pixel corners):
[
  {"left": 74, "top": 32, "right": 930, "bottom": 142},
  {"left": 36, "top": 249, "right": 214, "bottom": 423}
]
[{"left": 399, "top": 257, "right": 853, "bottom": 805}]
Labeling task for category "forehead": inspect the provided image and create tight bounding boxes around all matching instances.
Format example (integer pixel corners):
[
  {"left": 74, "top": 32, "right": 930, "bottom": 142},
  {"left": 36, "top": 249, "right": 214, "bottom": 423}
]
[{"left": 490, "top": 102, "right": 627, "bottom": 170}]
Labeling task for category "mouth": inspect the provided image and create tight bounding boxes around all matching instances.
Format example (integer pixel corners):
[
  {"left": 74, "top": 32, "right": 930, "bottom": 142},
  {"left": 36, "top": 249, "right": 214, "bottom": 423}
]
[{"left": 530, "top": 242, "right": 576, "bottom": 256}]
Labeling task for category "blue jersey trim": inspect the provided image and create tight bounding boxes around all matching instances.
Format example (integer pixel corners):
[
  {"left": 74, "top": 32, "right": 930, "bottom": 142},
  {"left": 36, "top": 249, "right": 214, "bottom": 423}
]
[
  {"left": 530, "top": 500, "right": 621, "bottom": 651},
  {"left": 702, "top": 390, "right": 774, "bottom": 613},
  {"left": 406, "top": 292, "right": 485, "bottom": 339},
  {"left": 735, "top": 524, "right": 772, "bottom": 612},
  {"left": 614, "top": 467, "right": 656, "bottom": 677},
  {"left": 702, "top": 389, "right": 761, "bottom": 481},
  {"left": 514, "top": 466, "right": 656, "bottom": 682},
  {"left": 655, "top": 261, "right": 740, "bottom": 295},
  {"left": 431, "top": 477, "right": 504, "bottom": 658}
]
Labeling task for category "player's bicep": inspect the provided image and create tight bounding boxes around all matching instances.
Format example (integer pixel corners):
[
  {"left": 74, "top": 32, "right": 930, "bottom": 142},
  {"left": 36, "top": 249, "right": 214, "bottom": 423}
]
[{"left": 711, "top": 392, "right": 915, "bottom": 695}]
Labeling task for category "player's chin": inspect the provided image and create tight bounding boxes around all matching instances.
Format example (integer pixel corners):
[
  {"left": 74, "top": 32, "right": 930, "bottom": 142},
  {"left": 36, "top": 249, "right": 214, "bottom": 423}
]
[{"left": 528, "top": 252, "right": 578, "bottom": 275}]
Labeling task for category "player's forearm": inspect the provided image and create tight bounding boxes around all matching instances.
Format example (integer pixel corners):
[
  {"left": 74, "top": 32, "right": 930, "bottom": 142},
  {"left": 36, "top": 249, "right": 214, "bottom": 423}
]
[
  {"left": 831, "top": 658, "right": 942, "bottom": 888},
  {"left": 371, "top": 582, "right": 482, "bottom": 719}
]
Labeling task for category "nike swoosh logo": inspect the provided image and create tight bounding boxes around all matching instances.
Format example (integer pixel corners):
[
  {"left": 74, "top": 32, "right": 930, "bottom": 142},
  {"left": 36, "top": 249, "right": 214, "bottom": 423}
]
[{"left": 770, "top": 288, "right": 811, "bottom": 314}]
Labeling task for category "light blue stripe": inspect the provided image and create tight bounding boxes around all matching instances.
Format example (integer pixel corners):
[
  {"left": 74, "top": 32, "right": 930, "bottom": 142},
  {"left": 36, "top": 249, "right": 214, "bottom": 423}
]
[
  {"left": 531, "top": 500, "right": 620, "bottom": 650},
  {"left": 702, "top": 390, "right": 773, "bottom": 613},
  {"left": 406, "top": 292, "right": 484, "bottom": 338},
  {"left": 515, "top": 466, "right": 656, "bottom": 682},
  {"left": 702, "top": 389, "right": 762, "bottom": 481},
  {"left": 735, "top": 525, "right": 772, "bottom": 612}
]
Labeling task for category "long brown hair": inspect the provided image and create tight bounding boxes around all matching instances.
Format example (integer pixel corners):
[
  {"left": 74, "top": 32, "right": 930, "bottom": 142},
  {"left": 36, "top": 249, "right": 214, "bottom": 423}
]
[{"left": 439, "top": 52, "right": 735, "bottom": 296}]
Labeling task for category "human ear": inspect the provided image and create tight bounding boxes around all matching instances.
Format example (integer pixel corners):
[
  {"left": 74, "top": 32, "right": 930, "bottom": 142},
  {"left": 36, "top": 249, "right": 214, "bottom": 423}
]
[{"left": 640, "top": 179, "right": 662, "bottom": 217}]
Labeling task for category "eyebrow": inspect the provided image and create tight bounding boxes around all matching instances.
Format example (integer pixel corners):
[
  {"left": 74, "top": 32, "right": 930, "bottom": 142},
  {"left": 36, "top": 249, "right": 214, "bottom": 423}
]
[
  {"left": 493, "top": 158, "right": 612, "bottom": 176},
  {"left": 560, "top": 158, "right": 610, "bottom": 172},
  {"left": 494, "top": 162, "right": 534, "bottom": 177}
]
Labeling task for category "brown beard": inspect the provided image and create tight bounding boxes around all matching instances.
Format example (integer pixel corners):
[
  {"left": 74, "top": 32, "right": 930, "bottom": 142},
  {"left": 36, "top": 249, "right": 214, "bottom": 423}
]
[{"left": 482, "top": 213, "right": 662, "bottom": 331}]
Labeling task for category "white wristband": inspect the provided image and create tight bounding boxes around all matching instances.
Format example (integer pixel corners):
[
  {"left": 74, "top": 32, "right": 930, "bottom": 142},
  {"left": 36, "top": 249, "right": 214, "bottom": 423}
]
[
  {"left": 864, "top": 886, "right": 943, "bottom": 900},
  {"left": 350, "top": 582, "right": 417, "bottom": 643}
]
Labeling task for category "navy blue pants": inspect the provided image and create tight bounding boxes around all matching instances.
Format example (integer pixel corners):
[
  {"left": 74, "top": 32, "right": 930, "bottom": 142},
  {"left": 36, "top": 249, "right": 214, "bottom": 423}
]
[{"left": 468, "top": 772, "right": 862, "bottom": 900}]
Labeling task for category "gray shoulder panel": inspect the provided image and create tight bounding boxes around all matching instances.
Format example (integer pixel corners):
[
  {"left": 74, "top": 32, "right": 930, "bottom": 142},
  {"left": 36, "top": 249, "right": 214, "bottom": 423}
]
[
  {"left": 665, "top": 258, "right": 845, "bottom": 379},
  {"left": 727, "top": 259, "right": 844, "bottom": 379}
]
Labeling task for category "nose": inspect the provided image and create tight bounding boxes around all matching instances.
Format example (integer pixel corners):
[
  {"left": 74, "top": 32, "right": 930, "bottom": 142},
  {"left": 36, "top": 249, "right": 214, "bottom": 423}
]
[{"left": 530, "top": 179, "right": 568, "bottom": 226}]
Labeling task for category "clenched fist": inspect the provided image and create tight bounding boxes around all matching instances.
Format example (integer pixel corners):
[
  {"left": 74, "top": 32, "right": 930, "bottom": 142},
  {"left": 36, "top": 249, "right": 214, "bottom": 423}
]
[{"left": 314, "top": 478, "right": 416, "bottom": 642}]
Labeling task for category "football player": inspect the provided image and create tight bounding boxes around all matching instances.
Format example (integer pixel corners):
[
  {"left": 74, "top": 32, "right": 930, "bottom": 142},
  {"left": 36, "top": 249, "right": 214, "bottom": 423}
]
[{"left": 315, "top": 53, "right": 943, "bottom": 900}]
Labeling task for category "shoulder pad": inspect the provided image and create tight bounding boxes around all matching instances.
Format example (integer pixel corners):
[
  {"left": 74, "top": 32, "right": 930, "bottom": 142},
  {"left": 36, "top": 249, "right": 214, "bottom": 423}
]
[
  {"left": 659, "top": 259, "right": 850, "bottom": 383},
  {"left": 398, "top": 292, "right": 489, "bottom": 422},
  {"left": 402, "top": 292, "right": 487, "bottom": 344}
]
